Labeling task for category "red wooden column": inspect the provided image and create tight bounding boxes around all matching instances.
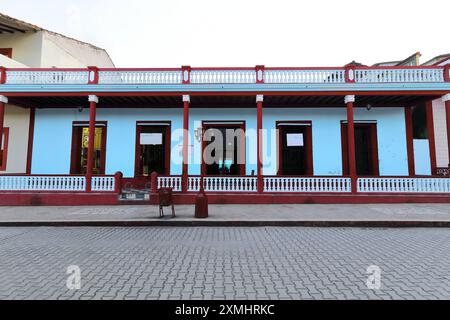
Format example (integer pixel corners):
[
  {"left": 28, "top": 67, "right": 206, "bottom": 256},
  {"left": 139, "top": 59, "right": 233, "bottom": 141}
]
[
  {"left": 182, "top": 94, "right": 190, "bottom": 192},
  {"left": 443, "top": 94, "right": 450, "bottom": 167},
  {"left": 256, "top": 94, "right": 264, "bottom": 193},
  {"left": 345, "top": 95, "right": 357, "bottom": 193},
  {"left": 0, "top": 96, "right": 7, "bottom": 159},
  {"left": 86, "top": 95, "right": 98, "bottom": 192},
  {"left": 404, "top": 106, "right": 415, "bottom": 176},
  {"left": 425, "top": 101, "right": 437, "bottom": 175}
]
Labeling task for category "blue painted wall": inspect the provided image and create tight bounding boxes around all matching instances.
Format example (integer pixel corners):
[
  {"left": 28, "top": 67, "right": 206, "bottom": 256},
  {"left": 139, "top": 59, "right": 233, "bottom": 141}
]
[
  {"left": 32, "top": 107, "right": 409, "bottom": 177},
  {"left": 413, "top": 139, "right": 431, "bottom": 175},
  {"left": 263, "top": 108, "right": 408, "bottom": 175}
]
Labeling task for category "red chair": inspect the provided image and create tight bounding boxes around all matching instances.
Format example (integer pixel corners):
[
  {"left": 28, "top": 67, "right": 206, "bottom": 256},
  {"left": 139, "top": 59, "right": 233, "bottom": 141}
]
[{"left": 158, "top": 188, "right": 175, "bottom": 218}]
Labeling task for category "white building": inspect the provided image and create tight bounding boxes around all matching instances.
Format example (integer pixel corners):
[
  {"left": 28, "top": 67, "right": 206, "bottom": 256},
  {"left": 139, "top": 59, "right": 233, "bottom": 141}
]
[{"left": 0, "top": 12, "right": 114, "bottom": 174}]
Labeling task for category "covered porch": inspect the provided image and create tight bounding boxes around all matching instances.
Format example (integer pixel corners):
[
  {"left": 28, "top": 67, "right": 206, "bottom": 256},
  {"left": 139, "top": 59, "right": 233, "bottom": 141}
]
[{"left": 0, "top": 66, "right": 449, "bottom": 205}]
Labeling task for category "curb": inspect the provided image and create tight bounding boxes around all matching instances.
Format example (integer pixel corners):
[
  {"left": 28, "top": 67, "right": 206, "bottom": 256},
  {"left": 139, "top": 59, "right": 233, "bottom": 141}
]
[{"left": 0, "top": 220, "right": 450, "bottom": 227}]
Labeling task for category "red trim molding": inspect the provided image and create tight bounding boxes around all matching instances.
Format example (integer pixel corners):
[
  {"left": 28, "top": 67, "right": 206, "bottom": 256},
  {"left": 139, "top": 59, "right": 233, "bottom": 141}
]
[
  {"left": 0, "top": 127, "right": 9, "bottom": 171},
  {"left": 26, "top": 107, "right": 35, "bottom": 174},
  {"left": 426, "top": 101, "right": 437, "bottom": 175}
]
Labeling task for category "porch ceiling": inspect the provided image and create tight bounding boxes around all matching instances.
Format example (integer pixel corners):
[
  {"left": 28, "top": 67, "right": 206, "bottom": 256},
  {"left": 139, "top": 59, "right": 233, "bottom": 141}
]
[{"left": 11, "top": 94, "right": 441, "bottom": 109}]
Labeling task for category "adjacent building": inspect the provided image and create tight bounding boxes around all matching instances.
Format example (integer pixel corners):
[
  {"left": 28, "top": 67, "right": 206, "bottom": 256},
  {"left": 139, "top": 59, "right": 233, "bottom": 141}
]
[{"left": 0, "top": 13, "right": 114, "bottom": 174}]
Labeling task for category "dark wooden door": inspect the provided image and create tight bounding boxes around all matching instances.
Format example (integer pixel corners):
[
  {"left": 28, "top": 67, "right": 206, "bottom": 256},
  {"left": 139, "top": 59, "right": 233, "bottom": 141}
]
[{"left": 278, "top": 124, "right": 313, "bottom": 175}]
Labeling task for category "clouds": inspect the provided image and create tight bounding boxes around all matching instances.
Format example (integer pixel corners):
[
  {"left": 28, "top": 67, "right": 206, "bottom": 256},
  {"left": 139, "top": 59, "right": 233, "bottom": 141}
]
[{"left": 1, "top": 0, "right": 449, "bottom": 67}]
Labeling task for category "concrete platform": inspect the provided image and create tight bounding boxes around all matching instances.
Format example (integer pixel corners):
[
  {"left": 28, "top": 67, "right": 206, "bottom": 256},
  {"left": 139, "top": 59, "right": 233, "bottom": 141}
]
[{"left": 0, "top": 203, "right": 450, "bottom": 227}]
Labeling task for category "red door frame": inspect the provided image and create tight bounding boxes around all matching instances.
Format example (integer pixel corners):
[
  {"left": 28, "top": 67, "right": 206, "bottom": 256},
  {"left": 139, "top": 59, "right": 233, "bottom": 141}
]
[
  {"left": 276, "top": 121, "right": 313, "bottom": 175},
  {"left": 0, "top": 127, "right": 9, "bottom": 171},
  {"left": 134, "top": 121, "right": 171, "bottom": 176},
  {"left": 201, "top": 121, "right": 246, "bottom": 176},
  {"left": 70, "top": 121, "right": 107, "bottom": 174},
  {"left": 341, "top": 122, "right": 379, "bottom": 176}
]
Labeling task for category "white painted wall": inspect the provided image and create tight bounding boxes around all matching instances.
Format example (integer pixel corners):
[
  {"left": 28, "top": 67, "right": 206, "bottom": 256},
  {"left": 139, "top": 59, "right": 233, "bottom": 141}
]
[
  {"left": 0, "top": 32, "right": 43, "bottom": 67},
  {"left": 40, "top": 32, "right": 114, "bottom": 68},
  {"left": 2, "top": 105, "right": 30, "bottom": 174},
  {"left": 432, "top": 98, "right": 449, "bottom": 168},
  {"left": 0, "top": 30, "right": 114, "bottom": 174}
]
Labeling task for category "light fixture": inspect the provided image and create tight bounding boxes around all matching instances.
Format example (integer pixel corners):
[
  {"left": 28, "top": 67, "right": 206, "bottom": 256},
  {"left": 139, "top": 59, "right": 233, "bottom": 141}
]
[
  {"left": 194, "top": 127, "right": 203, "bottom": 142},
  {"left": 366, "top": 104, "right": 372, "bottom": 111},
  {"left": 77, "top": 106, "right": 83, "bottom": 113}
]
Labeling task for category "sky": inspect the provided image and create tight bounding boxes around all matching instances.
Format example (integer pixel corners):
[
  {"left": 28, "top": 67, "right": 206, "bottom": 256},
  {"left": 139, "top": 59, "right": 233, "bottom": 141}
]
[{"left": 2, "top": 0, "right": 449, "bottom": 67}]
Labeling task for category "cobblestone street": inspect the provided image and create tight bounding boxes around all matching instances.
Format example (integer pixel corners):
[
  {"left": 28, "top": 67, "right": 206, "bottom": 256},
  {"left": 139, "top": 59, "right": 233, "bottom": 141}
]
[{"left": 0, "top": 227, "right": 449, "bottom": 300}]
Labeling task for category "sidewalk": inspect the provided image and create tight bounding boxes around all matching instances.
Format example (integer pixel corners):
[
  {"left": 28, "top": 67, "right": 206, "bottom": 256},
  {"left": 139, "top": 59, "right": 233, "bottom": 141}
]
[{"left": 1, "top": 203, "right": 450, "bottom": 227}]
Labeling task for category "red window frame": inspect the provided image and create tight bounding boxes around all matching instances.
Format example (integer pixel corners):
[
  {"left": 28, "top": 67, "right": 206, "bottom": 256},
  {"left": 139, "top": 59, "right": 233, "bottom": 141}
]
[
  {"left": 0, "top": 127, "right": 10, "bottom": 171},
  {"left": 0, "top": 48, "right": 13, "bottom": 59},
  {"left": 70, "top": 121, "right": 107, "bottom": 174}
]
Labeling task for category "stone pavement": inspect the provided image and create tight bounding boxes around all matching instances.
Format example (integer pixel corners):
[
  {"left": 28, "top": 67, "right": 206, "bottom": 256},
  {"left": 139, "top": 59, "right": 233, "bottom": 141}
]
[
  {"left": 0, "top": 227, "right": 449, "bottom": 300},
  {"left": 0, "top": 204, "right": 450, "bottom": 226}
]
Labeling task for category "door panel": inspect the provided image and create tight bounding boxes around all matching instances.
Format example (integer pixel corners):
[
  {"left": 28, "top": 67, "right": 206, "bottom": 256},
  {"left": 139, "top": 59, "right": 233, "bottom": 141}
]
[{"left": 277, "top": 124, "right": 313, "bottom": 175}]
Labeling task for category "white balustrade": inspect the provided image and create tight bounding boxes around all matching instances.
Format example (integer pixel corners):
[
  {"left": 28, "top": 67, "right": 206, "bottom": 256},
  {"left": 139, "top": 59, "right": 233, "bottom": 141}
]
[
  {"left": 92, "top": 176, "right": 116, "bottom": 192},
  {"left": 0, "top": 176, "right": 86, "bottom": 191},
  {"left": 355, "top": 68, "right": 443, "bottom": 83},
  {"left": 187, "top": 177, "right": 258, "bottom": 192},
  {"left": 5, "top": 70, "right": 89, "bottom": 85},
  {"left": 2, "top": 68, "right": 446, "bottom": 86},
  {"left": 190, "top": 70, "right": 256, "bottom": 84},
  {"left": 265, "top": 69, "right": 345, "bottom": 83},
  {"left": 263, "top": 177, "right": 351, "bottom": 193},
  {"left": 98, "top": 70, "right": 182, "bottom": 84},
  {"left": 157, "top": 176, "right": 182, "bottom": 191},
  {"left": 357, "top": 177, "right": 450, "bottom": 193}
]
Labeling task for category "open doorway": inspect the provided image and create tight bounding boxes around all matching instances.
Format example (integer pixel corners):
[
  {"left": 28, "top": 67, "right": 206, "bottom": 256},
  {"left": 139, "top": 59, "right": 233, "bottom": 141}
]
[
  {"left": 135, "top": 122, "right": 171, "bottom": 176},
  {"left": 201, "top": 121, "right": 245, "bottom": 175},
  {"left": 341, "top": 122, "right": 379, "bottom": 176},
  {"left": 277, "top": 122, "right": 313, "bottom": 175}
]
